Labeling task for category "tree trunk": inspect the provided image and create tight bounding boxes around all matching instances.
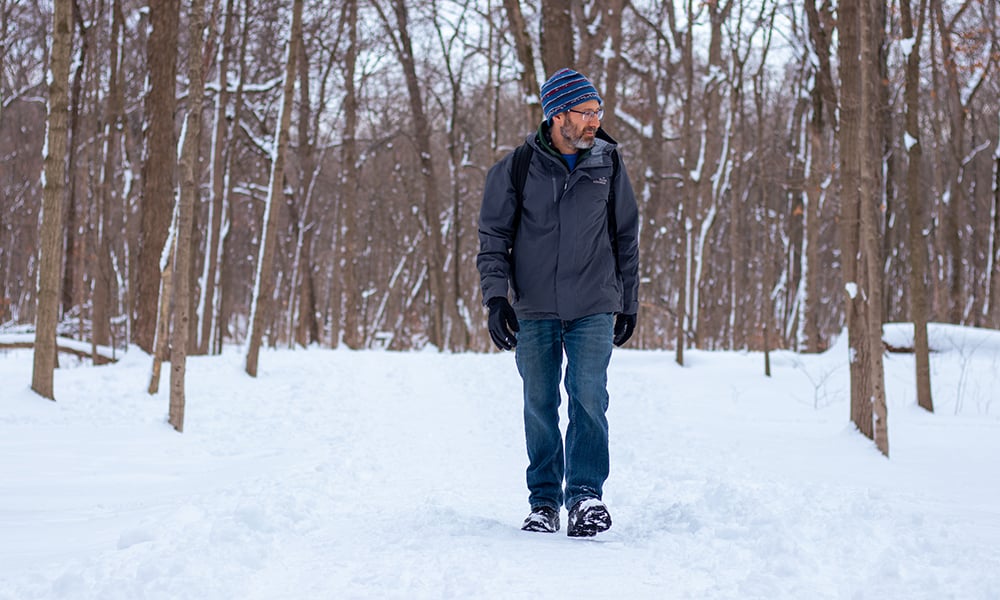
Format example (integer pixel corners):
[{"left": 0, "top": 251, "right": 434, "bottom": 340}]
[
  {"left": 287, "top": 28, "right": 320, "bottom": 348},
  {"left": 803, "top": 0, "right": 837, "bottom": 353},
  {"left": 902, "top": 0, "right": 934, "bottom": 413},
  {"left": 837, "top": 0, "right": 873, "bottom": 439},
  {"left": 991, "top": 117, "right": 1000, "bottom": 327},
  {"left": 540, "top": 0, "right": 573, "bottom": 77},
  {"left": 501, "top": 0, "right": 541, "bottom": 127},
  {"left": 931, "top": 0, "right": 967, "bottom": 324},
  {"left": 135, "top": 0, "right": 180, "bottom": 353},
  {"left": 859, "top": 0, "right": 889, "bottom": 456},
  {"left": 246, "top": 0, "right": 303, "bottom": 376},
  {"left": 198, "top": 0, "right": 236, "bottom": 355},
  {"left": 92, "top": 0, "right": 126, "bottom": 364},
  {"left": 169, "top": 0, "right": 207, "bottom": 432},
  {"left": 62, "top": 0, "right": 88, "bottom": 333},
  {"left": 675, "top": 0, "right": 697, "bottom": 366},
  {"left": 336, "top": 0, "right": 360, "bottom": 348},
  {"left": 148, "top": 212, "right": 176, "bottom": 396},
  {"left": 214, "top": 0, "right": 251, "bottom": 354},
  {"left": 32, "top": 0, "right": 73, "bottom": 400}
]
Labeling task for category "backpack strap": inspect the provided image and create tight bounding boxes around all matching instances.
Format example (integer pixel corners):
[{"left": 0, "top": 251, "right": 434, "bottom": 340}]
[
  {"left": 608, "top": 149, "right": 620, "bottom": 262},
  {"left": 510, "top": 142, "right": 533, "bottom": 237}
]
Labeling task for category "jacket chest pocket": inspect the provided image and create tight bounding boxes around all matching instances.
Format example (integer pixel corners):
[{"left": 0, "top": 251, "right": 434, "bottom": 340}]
[{"left": 570, "top": 167, "right": 614, "bottom": 221}]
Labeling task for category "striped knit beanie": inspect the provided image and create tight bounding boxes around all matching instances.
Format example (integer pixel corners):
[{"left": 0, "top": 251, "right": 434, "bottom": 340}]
[{"left": 540, "top": 68, "right": 602, "bottom": 123}]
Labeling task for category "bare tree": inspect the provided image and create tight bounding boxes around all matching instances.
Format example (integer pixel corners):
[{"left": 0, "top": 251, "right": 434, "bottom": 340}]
[
  {"left": 246, "top": 0, "right": 303, "bottom": 377},
  {"left": 803, "top": 0, "right": 837, "bottom": 353},
  {"left": 91, "top": 0, "right": 126, "bottom": 364},
  {"left": 134, "top": 0, "right": 181, "bottom": 353},
  {"left": 858, "top": 0, "right": 889, "bottom": 456},
  {"left": 197, "top": 0, "right": 237, "bottom": 355},
  {"left": 169, "top": 0, "right": 208, "bottom": 431},
  {"left": 838, "top": 0, "right": 889, "bottom": 455},
  {"left": 31, "top": 0, "right": 73, "bottom": 400},
  {"left": 501, "top": 0, "right": 542, "bottom": 127},
  {"left": 902, "top": 0, "right": 934, "bottom": 413},
  {"left": 373, "top": 0, "right": 448, "bottom": 349},
  {"left": 334, "top": 0, "right": 361, "bottom": 348}
]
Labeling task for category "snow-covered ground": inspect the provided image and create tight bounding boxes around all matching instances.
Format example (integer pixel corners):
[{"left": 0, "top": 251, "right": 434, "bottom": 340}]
[{"left": 1, "top": 324, "right": 998, "bottom": 599}]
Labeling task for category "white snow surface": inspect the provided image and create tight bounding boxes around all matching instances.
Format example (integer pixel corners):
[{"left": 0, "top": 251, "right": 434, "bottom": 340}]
[{"left": 1, "top": 324, "right": 999, "bottom": 599}]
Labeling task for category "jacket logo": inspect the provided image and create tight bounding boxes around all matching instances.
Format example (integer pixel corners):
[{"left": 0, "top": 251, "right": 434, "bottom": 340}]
[{"left": 592, "top": 177, "right": 609, "bottom": 185}]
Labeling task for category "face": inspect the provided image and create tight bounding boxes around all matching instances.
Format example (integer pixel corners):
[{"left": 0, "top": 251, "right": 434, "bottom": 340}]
[{"left": 555, "top": 100, "right": 602, "bottom": 150}]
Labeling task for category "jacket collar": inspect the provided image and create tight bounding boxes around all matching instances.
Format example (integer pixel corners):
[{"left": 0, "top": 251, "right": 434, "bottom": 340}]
[{"left": 534, "top": 121, "right": 617, "bottom": 163}]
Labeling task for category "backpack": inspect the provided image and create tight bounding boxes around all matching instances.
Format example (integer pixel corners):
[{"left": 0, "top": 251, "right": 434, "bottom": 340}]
[{"left": 510, "top": 142, "right": 621, "bottom": 260}]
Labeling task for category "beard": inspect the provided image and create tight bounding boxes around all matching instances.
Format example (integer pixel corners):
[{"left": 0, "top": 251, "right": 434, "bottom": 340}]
[{"left": 559, "top": 120, "right": 597, "bottom": 150}]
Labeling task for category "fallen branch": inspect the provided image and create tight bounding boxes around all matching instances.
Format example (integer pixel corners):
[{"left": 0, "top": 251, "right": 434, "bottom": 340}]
[{"left": 0, "top": 339, "right": 117, "bottom": 364}]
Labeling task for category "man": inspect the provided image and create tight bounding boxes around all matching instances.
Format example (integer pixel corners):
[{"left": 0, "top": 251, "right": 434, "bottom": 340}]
[{"left": 476, "top": 68, "right": 639, "bottom": 537}]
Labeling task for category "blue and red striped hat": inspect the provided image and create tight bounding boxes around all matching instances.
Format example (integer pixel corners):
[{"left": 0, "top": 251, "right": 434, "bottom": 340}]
[{"left": 540, "top": 68, "right": 602, "bottom": 123}]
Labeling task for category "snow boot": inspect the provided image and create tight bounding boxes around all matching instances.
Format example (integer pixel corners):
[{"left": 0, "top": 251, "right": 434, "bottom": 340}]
[
  {"left": 567, "top": 498, "right": 612, "bottom": 537},
  {"left": 521, "top": 505, "right": 560, "bottom": 533}
]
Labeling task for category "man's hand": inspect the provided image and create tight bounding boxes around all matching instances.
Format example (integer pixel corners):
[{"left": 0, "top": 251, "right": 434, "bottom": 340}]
[
  {"left": 613, "top": 313, "right": 636, "bottom": 347},
  {"left": 487, "top": 297, "right": 520, "bottom": 351}
]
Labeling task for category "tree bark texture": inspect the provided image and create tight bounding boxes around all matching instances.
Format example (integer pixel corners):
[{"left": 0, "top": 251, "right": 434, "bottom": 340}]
[
  {"left": 902, "top": 0, "right": 934, "bottom": 413},
  {"left": 336, "top": 0, "right": 360, "bottom": 348},
  {"left": 92, "top": 0, "right": 125, "bottom": 363},
  {"left": 134, "top": 0, "right": 180, "bottom": 353},
  {"left": 539, "top": 0, "right": 573, "bottom": 77},
  {"left": 32, "top": 0, "right": 73, "bottom": 400},
  {"left": 169, "top": 0, "right": 208, "bottom": 432},
  {"left": 859, "top": 0, "right": 889, "bottom": 457},
  {"left": 501, "top": 0, "right": 541, "bottom": 128},
  {"left": 837, "top": 0, "right": 873, "bottom": 440}
]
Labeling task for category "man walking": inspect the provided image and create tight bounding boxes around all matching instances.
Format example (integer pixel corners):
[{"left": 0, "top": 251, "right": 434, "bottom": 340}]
[{"left": 477, "top": 68, "right": 639, "bottom": 537}]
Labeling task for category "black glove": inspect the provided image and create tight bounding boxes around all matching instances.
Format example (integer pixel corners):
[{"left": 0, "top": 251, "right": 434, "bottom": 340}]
[
  {"left": 613, "top": 313, "right": 636, "bottom": 347},
  {"left": 487, "top": 297, "right": 520, "bottom": 351}
]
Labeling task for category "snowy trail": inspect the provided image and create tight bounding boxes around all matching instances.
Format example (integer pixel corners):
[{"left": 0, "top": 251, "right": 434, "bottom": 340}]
[{"left": 1, "top": 333, "right": 999, "bottom": 599}]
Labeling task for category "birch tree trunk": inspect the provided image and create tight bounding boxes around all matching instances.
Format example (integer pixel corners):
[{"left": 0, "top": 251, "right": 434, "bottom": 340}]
[
  {"left": 135, "top": 0, "right": 180, "bottom": 353},
  {"left": 902, "top": 0, "right": 934, "bottom": 413},
  {"left": 169, "top": 0, "right": 207, "bottom": 431},
  {"left": 245, "top": 0, "right": 303, "bottom": 376},
  {"left": 32, "top": 0, "right": 73, "bottom": 400}
]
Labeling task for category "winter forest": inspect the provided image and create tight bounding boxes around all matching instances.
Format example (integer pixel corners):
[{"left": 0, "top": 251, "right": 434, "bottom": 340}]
[{"left": 2, "top": 1, "right": 999, "bottom": 438}]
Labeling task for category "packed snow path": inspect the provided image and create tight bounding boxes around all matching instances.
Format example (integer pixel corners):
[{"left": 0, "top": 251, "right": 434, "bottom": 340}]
[{"left": 2, "top": 328, "right": 999, "bottom": 598}]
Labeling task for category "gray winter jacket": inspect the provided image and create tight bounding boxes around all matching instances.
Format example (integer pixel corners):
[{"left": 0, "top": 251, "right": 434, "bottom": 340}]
[{"left": 477, "top": 124, "right": 639, "bottom": 321}]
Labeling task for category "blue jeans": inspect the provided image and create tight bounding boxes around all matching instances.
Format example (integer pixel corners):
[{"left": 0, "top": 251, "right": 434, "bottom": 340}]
[{"left": 514, "top": 313, "right": 613, "bottom": 511}]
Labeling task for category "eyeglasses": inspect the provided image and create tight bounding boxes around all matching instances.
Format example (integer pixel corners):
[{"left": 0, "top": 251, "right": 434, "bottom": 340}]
[{"left": 567, "top": 107, "right": 605, "bottom": 121}]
